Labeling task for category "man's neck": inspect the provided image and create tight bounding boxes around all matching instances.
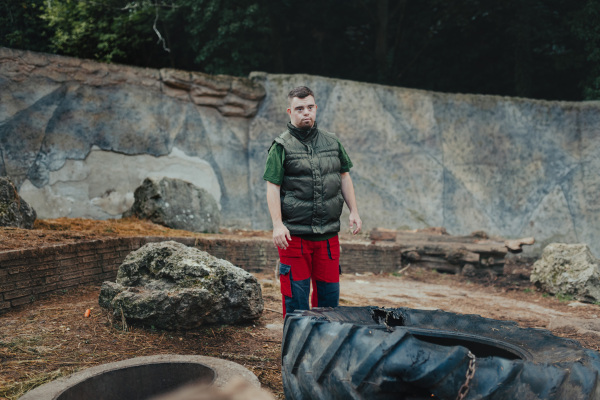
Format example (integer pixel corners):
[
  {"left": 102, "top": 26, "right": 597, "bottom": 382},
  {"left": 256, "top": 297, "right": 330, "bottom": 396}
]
[
  {"left": 291, "top": 122, "right": 313, "bottom": 132},
  {"left": 287, "top": 121, "right": 318, "bottom": 142}
]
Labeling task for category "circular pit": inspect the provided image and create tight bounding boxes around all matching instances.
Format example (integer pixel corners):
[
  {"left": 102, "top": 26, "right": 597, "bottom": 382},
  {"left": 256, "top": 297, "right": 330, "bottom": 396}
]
[{"left": 19, "top": 355, "right": 260, "bottom": 400}]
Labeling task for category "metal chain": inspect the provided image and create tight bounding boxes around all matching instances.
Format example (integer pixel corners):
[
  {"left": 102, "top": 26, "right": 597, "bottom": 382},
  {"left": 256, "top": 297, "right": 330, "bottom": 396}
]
[{"left": 456, "top": 351, "right": 477, "bottom": 400}]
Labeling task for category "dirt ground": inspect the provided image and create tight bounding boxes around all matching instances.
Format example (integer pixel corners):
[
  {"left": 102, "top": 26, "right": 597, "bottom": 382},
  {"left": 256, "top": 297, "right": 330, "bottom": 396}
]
[{"left": 2, "top": 219, "right": 600, "bottom": 399}]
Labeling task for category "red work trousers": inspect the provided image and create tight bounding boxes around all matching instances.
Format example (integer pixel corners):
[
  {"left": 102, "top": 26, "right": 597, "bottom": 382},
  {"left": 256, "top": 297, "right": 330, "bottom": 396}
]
[{"left": 278, "top": 235, "right": 340, "bottom": 318}]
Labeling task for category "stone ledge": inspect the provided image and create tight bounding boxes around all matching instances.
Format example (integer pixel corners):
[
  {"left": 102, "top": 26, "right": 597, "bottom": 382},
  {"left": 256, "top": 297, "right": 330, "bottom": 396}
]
[
  {"left": 0, "top": 47, "right": 266, "bottom": 118},
  {"left": 0, "top": 234, "right": 440, "bottom": 314}
]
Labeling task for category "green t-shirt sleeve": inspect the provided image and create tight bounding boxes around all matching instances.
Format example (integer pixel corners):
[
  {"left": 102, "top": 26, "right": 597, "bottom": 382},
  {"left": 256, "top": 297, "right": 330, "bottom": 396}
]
[
  {"left": 339, "top": 141, "right": 353, "bottom": 173},
  {"left": 263, "top": 143, "right": 285, "bottom": 185}
]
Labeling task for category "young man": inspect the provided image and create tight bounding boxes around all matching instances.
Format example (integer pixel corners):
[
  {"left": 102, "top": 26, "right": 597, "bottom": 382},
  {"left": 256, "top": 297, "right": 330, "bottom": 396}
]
[{"left": 264, "top": 86, "right": 362, "bottom": 317}]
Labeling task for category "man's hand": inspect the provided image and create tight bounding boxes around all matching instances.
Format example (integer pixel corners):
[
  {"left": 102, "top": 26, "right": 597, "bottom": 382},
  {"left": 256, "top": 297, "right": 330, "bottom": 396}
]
[
  {"left": 273, "top": 222, "right": 292, "bottom": 249},
  {"left": 349, "top": 211, "right": 362, "bottom": 235}
]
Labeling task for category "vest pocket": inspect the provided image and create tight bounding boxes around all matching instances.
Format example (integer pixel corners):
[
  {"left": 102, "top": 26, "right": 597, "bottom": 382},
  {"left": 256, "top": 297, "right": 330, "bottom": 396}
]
[{"left": 283, "top": 192, "right": 312, "bottom": 225}]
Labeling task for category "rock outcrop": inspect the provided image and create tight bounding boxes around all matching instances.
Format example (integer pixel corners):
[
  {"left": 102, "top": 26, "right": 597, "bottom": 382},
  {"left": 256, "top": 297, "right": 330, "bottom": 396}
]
[
  {"left": 124, "top": 177, "right": 220, "bottom": 233},
  {"left": 0, "top": 177, "right": 36, "bottom": 228},
  {"left": 161, "top": 68, "right": 265, "bottom": 117},
  {"left": 99, "top": 241, "right": 264, "bottom": 329},
  {"left": 530, "top": 243, "right": 600, "bottom": 302}
]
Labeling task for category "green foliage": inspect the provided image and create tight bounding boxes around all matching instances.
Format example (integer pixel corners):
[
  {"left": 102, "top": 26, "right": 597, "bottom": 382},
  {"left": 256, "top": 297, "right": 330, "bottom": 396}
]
[
  {"left": 571, "top": 0, "right": 600, "bottom": 99},
  {"left": 41, "top": 0, "right": 162, "bottom": 65},
  {"left": 174, "top": 0, "right": 271, "bottom": 75},
  {"left": 1, "top": 0, "right": 599, "bottom": 100},
  {"left": 556, "top": 292, "right": 575, "bottom": 302},
  {"left": 0, "top": 0, "right": 52, "bottom": 52},
  {"left": 33, "top": 0, "right": 272, "bottom": 73}
]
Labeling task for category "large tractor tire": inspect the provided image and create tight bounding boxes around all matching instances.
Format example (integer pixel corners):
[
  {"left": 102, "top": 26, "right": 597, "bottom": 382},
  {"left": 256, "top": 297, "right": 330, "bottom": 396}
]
[{"left": 281, "top": 306, "right": 600, "bottom": 400}]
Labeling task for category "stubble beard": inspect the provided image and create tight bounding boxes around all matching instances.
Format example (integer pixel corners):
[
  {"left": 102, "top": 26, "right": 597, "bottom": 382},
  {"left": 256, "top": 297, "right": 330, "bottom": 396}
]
[{"left": 299, "top": 118, "right": 313, "bottom": 130}]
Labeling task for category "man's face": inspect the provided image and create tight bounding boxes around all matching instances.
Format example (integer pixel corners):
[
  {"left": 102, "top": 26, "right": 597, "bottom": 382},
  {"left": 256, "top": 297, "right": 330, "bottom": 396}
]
[{"left": 287, "top": 95, "right": 317, "bottom": 129}]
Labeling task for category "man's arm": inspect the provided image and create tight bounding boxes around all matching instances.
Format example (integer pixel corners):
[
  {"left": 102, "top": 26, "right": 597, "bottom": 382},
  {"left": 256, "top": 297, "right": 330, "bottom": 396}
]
[
  {"left": 341, "top": 172, "right": 362, "bottom": 235},
  {"left": 266, "top": 181, "right": 291, "bottom": 249}
]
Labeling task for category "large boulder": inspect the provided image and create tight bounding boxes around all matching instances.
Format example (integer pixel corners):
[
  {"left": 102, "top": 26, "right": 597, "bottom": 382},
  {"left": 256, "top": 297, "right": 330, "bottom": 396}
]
[
  {"left": 530, "top": 243, "right": 600, "bottom": 302},
  {"left": 0, "top": 177, "right": 36, "bottom": 228},
  {"left": 99, "top": 241, "right": 263, "bottom": 329},
  {"left": 124, "top": 177, "right": 220, "bottom": 233}
]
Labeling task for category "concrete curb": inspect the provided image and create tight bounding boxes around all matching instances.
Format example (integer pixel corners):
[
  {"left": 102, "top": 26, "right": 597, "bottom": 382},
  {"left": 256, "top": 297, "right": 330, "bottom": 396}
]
[{"left": 19, "top": 354, "right": 260, "bottom": 399}]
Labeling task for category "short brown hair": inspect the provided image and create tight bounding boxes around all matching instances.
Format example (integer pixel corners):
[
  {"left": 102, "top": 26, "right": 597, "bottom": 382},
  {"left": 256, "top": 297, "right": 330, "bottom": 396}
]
[{"left": 288, "top": 86, "right": 314, "bottom": 104}]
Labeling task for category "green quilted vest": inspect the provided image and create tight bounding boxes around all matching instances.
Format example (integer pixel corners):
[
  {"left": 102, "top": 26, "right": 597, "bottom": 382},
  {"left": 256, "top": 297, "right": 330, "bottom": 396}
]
[{"left": 274, "top": 123, "right": 344, "bottom": 235}]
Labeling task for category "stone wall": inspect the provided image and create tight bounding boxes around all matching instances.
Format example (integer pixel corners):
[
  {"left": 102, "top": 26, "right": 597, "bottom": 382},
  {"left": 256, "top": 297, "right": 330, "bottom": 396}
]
[
  {"left": 0, "top": 238, "right": 135, "bottom": 312},
  {"left": 2, "top": 47, "right": 600, "bottom": 255},
  {"left": 0, "top": 236, "right": 397, "bottom": 314}
]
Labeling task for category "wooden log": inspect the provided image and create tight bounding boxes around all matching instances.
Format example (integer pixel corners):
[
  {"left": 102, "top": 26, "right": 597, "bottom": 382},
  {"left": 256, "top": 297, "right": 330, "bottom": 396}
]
[
  {"left": 410, "top": 257, "right": 461, "bottom": 274},
  {"left": 397, "top": 240, "right": 507, "bottom": 257},
  {"left": 369, "top": 228, "right": 397, "bottom": 241},
  {"left": 446, "top": 249, "right": 480, "bottom": 264},
  {"left": 371, "top": 227, "right": 535, "bottom": 274},
  {"left": 505, "top": 237, "right": 535, "bottom": 253},
  {"left": 413, "top": 227, "right": 448, "bottom": 235},
  {"left": 402, "top": 247, "right": 479, "bottom": 264}
]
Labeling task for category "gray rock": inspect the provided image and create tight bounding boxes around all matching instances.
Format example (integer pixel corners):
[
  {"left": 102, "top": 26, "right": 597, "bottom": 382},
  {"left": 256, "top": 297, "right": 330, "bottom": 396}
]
[
  {"left": 0, "top": 176, "right": 36, "bottom": 228},
  {"left": 530, "top": 243, "right": 600, "bottom": 302},
  {"left": 124, "top": 177, "right": 220, "bottom": 233},
  {"left": 98, "top": 241, "right": 264, "bottom": 329}
]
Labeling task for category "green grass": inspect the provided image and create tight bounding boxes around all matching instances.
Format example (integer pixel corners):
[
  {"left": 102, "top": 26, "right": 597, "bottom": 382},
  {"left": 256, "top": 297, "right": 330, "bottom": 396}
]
[{"left": 556, "top": 292, "right": 575, "bottom": 302}]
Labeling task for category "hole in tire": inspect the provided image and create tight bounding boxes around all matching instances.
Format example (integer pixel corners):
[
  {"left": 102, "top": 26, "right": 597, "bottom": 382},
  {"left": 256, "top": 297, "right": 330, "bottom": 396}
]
[
  {"left": 371, "top": 308, "right": 524, "bottom": 360},
  {"left": 411, "top": 332, "right": 523, "bottom": 360}
]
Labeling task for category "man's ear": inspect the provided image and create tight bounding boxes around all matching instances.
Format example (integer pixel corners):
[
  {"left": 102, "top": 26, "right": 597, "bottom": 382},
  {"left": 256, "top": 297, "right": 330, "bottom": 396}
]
[{"left": 286, "top": 108, "right": 291, "bottom": 117}]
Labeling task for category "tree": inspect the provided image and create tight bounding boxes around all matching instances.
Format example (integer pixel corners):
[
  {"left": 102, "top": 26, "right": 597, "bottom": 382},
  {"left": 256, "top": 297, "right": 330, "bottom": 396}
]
[
  {"left": 41, "top": 0, "right": 174, "bottom": 67},
  {"left": 0, "top": 0, "right": 52, "bottom": 53},
  {"left": 171, "top": 0, "right": 271, "bottom": 75},
  {"left": 1, "top": 0, "right": 597, "bottom": 101},
  {"left": 37, "top": 0, "right": 272, "bottom": 74},
  {"left": 571, "top": 0, "right": 600, "bottom": 100}
]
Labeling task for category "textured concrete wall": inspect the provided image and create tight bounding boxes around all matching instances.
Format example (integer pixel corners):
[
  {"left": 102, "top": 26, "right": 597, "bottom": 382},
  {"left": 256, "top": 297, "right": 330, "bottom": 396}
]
[
  {"left": 2, "top": 47, "right": 600, "bottom": 255},
  {"left": 0, "top": 47, "right": 264, "bottom": 228},
  {"left": 249, "top": 73, "right": 600, "bottom": 255}
]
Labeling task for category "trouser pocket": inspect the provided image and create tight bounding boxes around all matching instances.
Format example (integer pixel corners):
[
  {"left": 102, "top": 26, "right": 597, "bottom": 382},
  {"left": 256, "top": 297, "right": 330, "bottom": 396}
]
[
  {"left": 279, "top": 262, "right": 292, "bottom": 298},
  {"left": 280, "top": 261, "right": 310, "bottom": 314},
  {"left": 326, "top": 239, "right": 343, "bottom": 275}
]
